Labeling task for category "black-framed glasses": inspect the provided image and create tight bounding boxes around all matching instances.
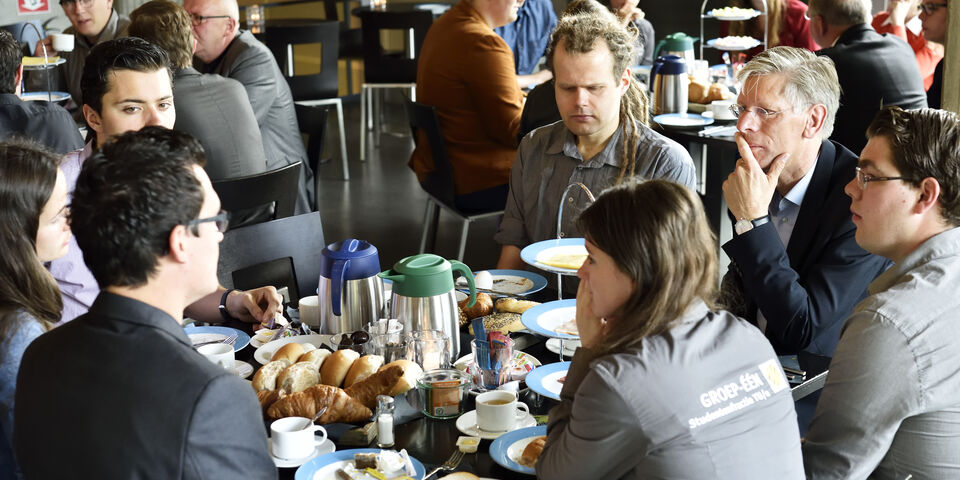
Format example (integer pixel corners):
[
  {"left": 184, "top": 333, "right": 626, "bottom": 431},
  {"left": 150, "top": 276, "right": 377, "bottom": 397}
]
[
  {"left": 186, "top": 210, "right": 229, "bottom": 234},
  {"left": 855, "top": 167, "right": 916, "bottom": 190},
  {"left": 918, "top": 2, "right": 948, "bottom": 14},
  {"left": 59, "top": 0, "right": 94, "bottom": 8},
  {"left": 729, "top": 103, "right": 786, "bottom": 120},
  {"left": 190, "top": 13, "right": 231, "bottom": 26}
]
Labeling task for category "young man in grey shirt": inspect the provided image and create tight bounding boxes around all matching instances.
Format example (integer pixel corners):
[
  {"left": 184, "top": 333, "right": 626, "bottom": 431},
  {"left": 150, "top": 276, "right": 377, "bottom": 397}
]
[
  {"left": 803, "top": 106, "right": 960, "bottom": 479},
  {"left": 494, "top": 8, "right": 695, "bottom": 269}
]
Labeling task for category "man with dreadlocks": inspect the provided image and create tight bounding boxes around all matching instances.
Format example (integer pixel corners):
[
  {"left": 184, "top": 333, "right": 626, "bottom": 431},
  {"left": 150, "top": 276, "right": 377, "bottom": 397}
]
[{"left": 494, "top": 3, "right": 695, "bottom": 269}]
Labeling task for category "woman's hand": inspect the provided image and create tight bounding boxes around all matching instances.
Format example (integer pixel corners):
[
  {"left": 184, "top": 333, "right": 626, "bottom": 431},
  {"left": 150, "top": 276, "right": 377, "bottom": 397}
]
[{"left": 576, "top": 281, "right": 608, "bottom": 348}]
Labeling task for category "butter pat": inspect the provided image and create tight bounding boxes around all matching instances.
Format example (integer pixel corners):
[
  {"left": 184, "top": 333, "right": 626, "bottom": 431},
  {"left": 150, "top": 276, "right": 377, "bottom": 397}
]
[{"left": 457, "top": 436, "right": 480, "bottom": 453}]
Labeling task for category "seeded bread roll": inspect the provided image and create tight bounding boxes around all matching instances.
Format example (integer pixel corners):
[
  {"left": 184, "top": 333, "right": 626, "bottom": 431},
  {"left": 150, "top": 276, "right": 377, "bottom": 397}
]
[
  {"left": 271, "top": 342, "right": 306, "bottom": 364},
  {"left": 320, "top": 349, "right": 360, "bottom": 387},
  {"left": 467, "top": 313, "right": 523, "bottom": 335},
  {"left": 251, "top": 359, "right": 292, "bottom": 391},
  {"left": 343, "top": 354, "right": 384, "bottom": 388},
  {"left": 277, "top": 362, "right": 321, "bottom": 393}
]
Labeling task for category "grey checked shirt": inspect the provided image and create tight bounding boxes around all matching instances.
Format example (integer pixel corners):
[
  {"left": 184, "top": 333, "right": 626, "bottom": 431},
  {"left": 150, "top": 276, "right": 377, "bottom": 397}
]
[
  {"left": 803, "top": 227, "right": 960, "bottom": 479},
  {"left": 494, "top": 120, "right": 696, "bottom": 247}
]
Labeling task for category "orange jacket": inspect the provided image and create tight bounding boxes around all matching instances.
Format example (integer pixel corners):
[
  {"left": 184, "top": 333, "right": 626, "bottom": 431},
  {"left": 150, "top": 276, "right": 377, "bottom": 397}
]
[{"left": 872, "top": 11, "right": 943, "bottom": 90}]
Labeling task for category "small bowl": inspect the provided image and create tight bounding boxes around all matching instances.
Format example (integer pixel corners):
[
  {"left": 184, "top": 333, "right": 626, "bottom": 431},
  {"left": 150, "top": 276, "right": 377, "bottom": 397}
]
[
  {"left": 415, "top": 369, "right": 470, "bottom": 419},
  {"left": 330, "top": 331, "right": 371, "bottom": 354},
  {"left": 457, "top": 435, "right": 481, "bottom": 453}
]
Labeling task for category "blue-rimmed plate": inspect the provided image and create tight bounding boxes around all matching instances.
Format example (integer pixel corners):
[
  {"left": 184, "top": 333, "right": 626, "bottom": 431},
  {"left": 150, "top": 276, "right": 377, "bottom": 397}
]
[
  {"left": 295, "top": 449, "right": 426, "bottom": 480},
  {"left": 654, "top": 113, "right": 714, "bottom": 129},
  {"left": 184, "top": 325, "right": 250, "bottom": 352},
  {"left": 525, "top": 361, "right": 570, "bottom": 401},
  {"left": 520, "top": 238, "right": 586, "bottom": 275},
  {"left": 457, "top": 269, "right": 548, "bottom": 296},
  {"left": 521, "top": 299, "right": 578, "bottom": 339},
  {"left": 490, "top": 425, "right": 547, "bottom": 475},
  {"left": 20, "top": 91, "right": 70, "bottom": 102}
]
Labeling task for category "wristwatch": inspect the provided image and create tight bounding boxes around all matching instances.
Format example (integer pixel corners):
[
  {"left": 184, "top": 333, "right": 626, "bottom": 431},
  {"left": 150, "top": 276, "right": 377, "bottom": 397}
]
[{"left": 734, "top": 215, "right": 770, "bottom": 236}]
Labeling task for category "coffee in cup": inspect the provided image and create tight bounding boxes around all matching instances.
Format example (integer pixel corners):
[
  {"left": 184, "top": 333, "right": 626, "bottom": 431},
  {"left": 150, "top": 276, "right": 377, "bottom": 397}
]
[
  {"left": 475, "top": 391, "right": 529, "bottom": 432},
  {"left": 270, "top": 417, "right": 328, "bottom": 460}
]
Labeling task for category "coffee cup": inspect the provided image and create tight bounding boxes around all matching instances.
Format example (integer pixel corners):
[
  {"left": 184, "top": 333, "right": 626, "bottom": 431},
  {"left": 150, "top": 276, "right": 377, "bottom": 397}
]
[
  {"left": 475, "top": 391, "right": 529, "bottom": 432},
  {"left": 51, "top": 34, "right": 74, "bottom": 53},
  {"left": 197, "top": 343, "right": 234, "bottom": 370},
  {"left": 270, "top": 417, "right": 328, "bottom": 460},
  {"left": 298, "top": 295, "right": 320, "bottom": 328},
  {"left": 709, "top": 99, "right": 736, "bottom": 121}
]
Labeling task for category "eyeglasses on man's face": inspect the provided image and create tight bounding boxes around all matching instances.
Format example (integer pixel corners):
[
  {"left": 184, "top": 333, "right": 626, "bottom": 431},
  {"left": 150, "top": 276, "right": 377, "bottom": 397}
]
[
  {"left": 190, "top": 13, "right": 231, "bottom": 26},
  {"left": 729, "top": 103, "right": 786, "bottom": 120},
  {"left": 59, "top": 0, "right": 94, "bottom": 9},
  {"left": 918, "top": 2, "right": 948, "bottom": 14},
  {"left": 854, "top": 167, "right": 917, "bottom": 190},
  {"left": 186, "top": 210, "right": 229, "bottom": 235}
]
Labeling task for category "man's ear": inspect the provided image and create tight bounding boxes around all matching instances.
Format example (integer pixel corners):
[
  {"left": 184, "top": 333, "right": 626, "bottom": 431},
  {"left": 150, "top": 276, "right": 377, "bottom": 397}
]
[
  {"left": 619, "top": 67, "right": 631, "bottom": 95},
  {"left": 14, "top": 64, "right": 23, "bottom": 94},
  {"left": 915, "top": 176, "right": 943, "bottom": 216},
  {"left": 226, "top": 17, "right": 239, "bottom": 36},
  {"left": 802, "top": 103, "right": 827, "bottom": 139},
  {"left": 168, "top": 224, "right": 190, "bottom": 264},
  {"left": 192, "top": 36, "right": 198, "bottom": 54},
  {"left": 83, "top": 104, "right": 104, "bottom": 135}
]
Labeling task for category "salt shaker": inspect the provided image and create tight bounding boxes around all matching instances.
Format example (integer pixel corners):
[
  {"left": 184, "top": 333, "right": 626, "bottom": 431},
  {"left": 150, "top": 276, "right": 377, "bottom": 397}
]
[{"left": 376, "top": 395, "right": 395, "bottom": 448}]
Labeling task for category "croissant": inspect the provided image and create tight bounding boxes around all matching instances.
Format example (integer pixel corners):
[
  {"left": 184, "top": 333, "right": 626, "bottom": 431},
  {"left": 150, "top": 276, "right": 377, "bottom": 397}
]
[
  {"left": 256, "top": 389, "right": 286, "bottom": 416},
  {"left": 345, "top": 365, "right": 404, "bottom": 409},
  {"left": 267, "top": 384, "right": 372, "bottom": 424}
]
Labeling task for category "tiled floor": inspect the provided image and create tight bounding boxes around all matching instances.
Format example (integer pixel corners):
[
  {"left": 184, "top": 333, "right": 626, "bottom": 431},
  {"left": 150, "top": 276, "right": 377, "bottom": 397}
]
[{"left": 312, "top": 94, "right": 503, "bottom": 272}]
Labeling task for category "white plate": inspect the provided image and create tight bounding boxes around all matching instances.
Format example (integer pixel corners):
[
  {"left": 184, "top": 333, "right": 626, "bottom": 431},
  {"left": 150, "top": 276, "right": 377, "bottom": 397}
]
[
  {"left": 707, "top": 37, "right": 762, "bottom": 51},
  {"left": 545, "top": 338, "right": 578, "bottom": 357},
  {"left": 234, "top": 360, "right": 254, "bottom": 379},
  {"left": 490, "top": 425, "right": 546, "bottom": 475},
  {"left": 20, "top": 91, "right": 71, "bottom": 102},
  {"left": 455, "top": 409, "right": 538, "bottom": 440},
  {"left": 521, "top": 300, "right": 579, "bottom": 340},
  {"left": 295, "top": 449, "right": 426, "bottom": 480},
  {"left": 270, "top": 435, "right": 335, "bottom": 468},
  {"left": 705, "top": 8, "right": 761, "bottom": 20},
  {"left": 249, "top": 329, "right": 281, "bottom": 349},
  {"left": 653, "top": 113, "right": 715, "bottom": 128},
  {"left": 524, "top": 361, "right": 570, "bottom": 401},
  {"left": 519, "top": 238, "right": 587, "bottom": 275},
  {"left": 254, "top": 334, "right": 333, "bottom": 365}
]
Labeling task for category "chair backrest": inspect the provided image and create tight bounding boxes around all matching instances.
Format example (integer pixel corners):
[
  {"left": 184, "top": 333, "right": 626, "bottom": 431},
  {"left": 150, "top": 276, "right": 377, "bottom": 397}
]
[
  {"left": 295, "top": 103, "right": 330, "bottom": 175},
  {"left": 232, "top": 257, "right": 300, "bottom": 305},
  {"left": 218, "top": 212, "right": 325, "bottom": 302},
  {"left": 212, "top": 161, "right": 300, "bottom": 227},
  {"left": 406, "top": 100, "right": 456, "bottom": 207},
  {"left": 361, "top": 10, "right": 432, "bottom": 84},
  {"left": 264, "top": 20, "right": 340, "bottom": 100}
]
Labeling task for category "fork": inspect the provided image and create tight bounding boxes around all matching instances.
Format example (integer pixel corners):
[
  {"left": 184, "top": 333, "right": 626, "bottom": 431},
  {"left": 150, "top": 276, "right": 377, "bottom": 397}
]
[
  {"left": 193, "top": 333, "right": 238, "bottom": 349},
  {"left": 424, "top": 450, "right": 465, "bottom": 479}
]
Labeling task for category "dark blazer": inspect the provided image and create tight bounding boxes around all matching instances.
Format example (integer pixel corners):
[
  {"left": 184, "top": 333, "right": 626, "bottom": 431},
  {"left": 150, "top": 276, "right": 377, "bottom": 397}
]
[
  {"left": 173, "top": 68, "right": 268, "bottom": 181},
  {"left": 0, "top": 93, "right": 83, "bottom": 154},
  {"left": 818, "top": 23, "right": 927, "bottom": 154},
  {"left": 197, "top": 30, "right": 314, "bottom": 213},
  {"left": 14, "top": 293, "right": 277, "bottom": 479},
  {"left": 722, "top": 140, "right": 891, "bottom": 358}
]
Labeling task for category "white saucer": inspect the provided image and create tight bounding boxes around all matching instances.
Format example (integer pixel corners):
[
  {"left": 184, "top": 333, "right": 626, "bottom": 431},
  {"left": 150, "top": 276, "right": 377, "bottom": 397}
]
[
  {"left": 455, "top": 409, "right": 538, "bottom": 440},
  {"left": 234, "top": 360, "right": 254, "bottom": 379},
  {"left": 269, "top": 435, "right": 335, "bottom": 468},
  {"left": 545, "top": 338, "right": 579, "bottom": 357}
]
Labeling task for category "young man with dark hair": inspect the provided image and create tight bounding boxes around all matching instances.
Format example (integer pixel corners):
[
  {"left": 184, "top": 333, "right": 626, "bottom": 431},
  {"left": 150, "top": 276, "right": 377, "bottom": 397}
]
[
  {"left": 15, "top": 127, "right": 277, "bottom": 479},
  {"left": 128, "top": 0, "right": 268, "bottom": 182},
  {"left": 803, "top": 106, "right": 960, "bottom": 478},
  {"left": 52, "top": 36, "right": 282, "bottom": 325},
  {"left": 0, "top": 30, "right": 82, "bottom": 153}
]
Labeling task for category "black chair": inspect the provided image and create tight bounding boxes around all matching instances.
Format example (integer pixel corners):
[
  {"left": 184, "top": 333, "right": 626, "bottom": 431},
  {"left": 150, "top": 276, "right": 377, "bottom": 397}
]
[
  {"left": 295, "top": 103, "right": 330, "bottom": 178},
  {"left": 359, "top": 10, "right": 433, "bottom": 160},
  {"left": 406, "top": 101, "right": 503, "bottom": 261},
  {"left": 323, "top": 0, "right": 363, "bottom": 93},
  {"left": 212, "top": 162, "right": 301, "bottom": 228},
  {"left": 264, "top": 20, "right": 349, "bottom": 181},
  {"left": 218, "top": 212, "right": 325, "bottom": 304}
]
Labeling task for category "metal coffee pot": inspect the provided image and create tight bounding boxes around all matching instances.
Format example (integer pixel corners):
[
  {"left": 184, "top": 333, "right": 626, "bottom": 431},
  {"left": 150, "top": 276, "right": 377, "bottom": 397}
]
[
  {"left": 378, "top": 254, "right": 476, "bottom": 358},
  {"left": 318, "top": 239, "right": 384, "bottom": 334},
  {"left": 650, "top": 54, "right": 689, "bottom": 115}
]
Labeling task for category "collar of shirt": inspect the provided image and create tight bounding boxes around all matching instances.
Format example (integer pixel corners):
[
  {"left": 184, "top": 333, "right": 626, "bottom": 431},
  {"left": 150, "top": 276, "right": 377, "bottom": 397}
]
[
  {"left": 870, "top": 226, "right": 960, "bottom": 294},
  {"left": 770, "top": 157, "right": 818, "bottom": 215},
  {"left": 87, "top": 291, "right": 193, "bottom": 347},
  {"left": 545, "top": 123, "right": 625, "bottom": 169}
]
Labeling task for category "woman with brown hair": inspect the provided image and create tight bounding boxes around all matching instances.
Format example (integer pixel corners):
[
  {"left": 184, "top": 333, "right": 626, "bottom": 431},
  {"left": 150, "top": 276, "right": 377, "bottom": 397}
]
[
  {"left": 536, "top": 180, "right": 804, "bottom": 479},
  {"left": 0, "top": 141, "right": 70, "bottom": 478}
]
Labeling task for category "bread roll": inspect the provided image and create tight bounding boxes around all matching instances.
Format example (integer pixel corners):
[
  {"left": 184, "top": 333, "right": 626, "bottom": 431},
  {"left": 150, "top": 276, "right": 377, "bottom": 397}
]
[
  {"left": 519, "top": 436, "right": 546, "bottom": 467},
  {"left": 345, "top": 364, "right": 404, "bottom": 409},
  {"left": 251, "top": 359, "right": 292, "bottom": 391},
  {"left": 377, "top": 359, "right": 423, "bottom": 395},
  {"left": 277, "top": 362, "right": 321, "bottom": 393},
  {"left": 495, "top": 298, "right": 540, "bottom": 314},
  {"left": 320, "top": 349, "right": 360, "bottom": 387},
  {"left": 267, "top": 384, "right": 372, "bottom": 424},
  {"left": 467, "top": 313, "right": 523, "bottom": 335},
  {"left": 458, "top": 292, "right": 493, "bottom": 320},
  {"left": 706, "top": 82, "right": 730, "bottom": 103},
  {"left": 688, "top": 78, "right": 710, "bottom": 104},
  {"left": 271, "top": 342, "right": 305, "bottom": 363},
  {"left": 344, "top": 354, "right": 385, "bottom": 388},
  {"left": 298, "top": 349, "right": 331, "bottom": 369},
  {"left": 441, "top": 473, "right": 479, "bottom": 480}
]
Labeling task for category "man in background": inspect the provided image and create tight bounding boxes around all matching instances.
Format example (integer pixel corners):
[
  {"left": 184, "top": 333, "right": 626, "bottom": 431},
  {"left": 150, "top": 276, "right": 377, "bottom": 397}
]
[
  {"left": 0, "top": 30, "right": 82, "bottom": 153},
  {"left": 919, "top": 0, "right": 948, "bottom": 108},
  {"left": 495, "top": 0, "right": 557, "bottom": 89}
]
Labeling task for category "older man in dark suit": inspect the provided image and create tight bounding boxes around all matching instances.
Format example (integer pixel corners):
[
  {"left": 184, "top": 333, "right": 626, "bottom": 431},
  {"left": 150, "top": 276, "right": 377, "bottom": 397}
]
[
  {"left": 14, "top": 128, "right": 276, "bottom": 478},
  {"left": 809, "top": 0, "right": 927, "bottom": 153},
  {"left": 184, "top": 0, "right": 314, "bottom": 212}
]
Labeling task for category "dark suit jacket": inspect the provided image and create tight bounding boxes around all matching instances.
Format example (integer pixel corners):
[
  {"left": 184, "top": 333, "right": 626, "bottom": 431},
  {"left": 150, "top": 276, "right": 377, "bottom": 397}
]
[
  {"left": 818, "top": 24, "right": 927, "bottom": 154},
  {"left": 14, "top": 293, "right": 277, "bottom": 479},
  {"left": 722, "top": 140, "right": 891, "bottom": 358},
  {"left": 0, "top": 93, "right": 83, "bottom": 154},
  {"left": 197, "top": 30, "right": 314, "bottom": 213},
  {"left": 173, "top": 68, "right": 268, "bottom": 181}
]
